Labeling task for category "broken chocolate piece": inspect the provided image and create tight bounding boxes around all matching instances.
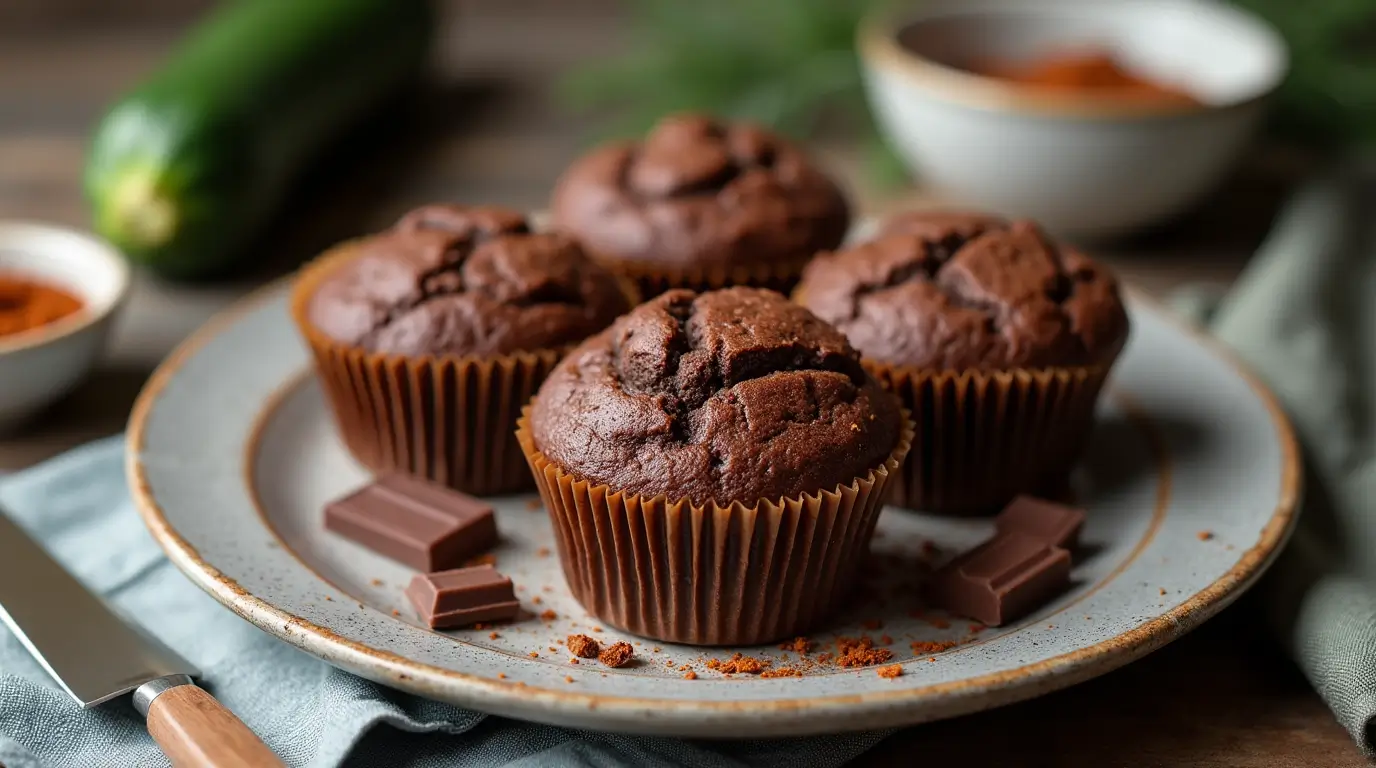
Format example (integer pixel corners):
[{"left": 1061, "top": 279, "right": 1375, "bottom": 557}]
[
  {"left": 928, "top": 532, "right": 1071, "bottom": 626},
  {"left": 406, "top": 565, "right": 520, "bottom": 629},
  {"left": 995, "top": 495, "right": 1085, "bottom": 550},
  {"left": 325, "top": 473, "right": 497, "bottom": 571}
]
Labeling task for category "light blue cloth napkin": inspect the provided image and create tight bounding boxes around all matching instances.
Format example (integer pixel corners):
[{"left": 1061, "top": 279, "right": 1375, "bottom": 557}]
[{"left": 0, "top": 437, "right": 887, "bottom": 768}]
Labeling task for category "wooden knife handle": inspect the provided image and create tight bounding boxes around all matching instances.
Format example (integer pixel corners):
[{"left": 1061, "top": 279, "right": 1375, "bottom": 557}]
[{"left": 145, "top": 684, "right": 284, "bottom": 768}]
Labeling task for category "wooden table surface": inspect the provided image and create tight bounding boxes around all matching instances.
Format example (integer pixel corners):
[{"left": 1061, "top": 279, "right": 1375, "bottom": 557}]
[{"left": 0, "top": 3, "right": 1362, "bottom": 766}]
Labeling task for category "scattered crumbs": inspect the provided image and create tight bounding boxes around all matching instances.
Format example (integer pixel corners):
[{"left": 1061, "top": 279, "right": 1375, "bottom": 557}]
[
  {"left": 666, "top": 659, "right": 676, "bottom": 668},
  {"left": 836, "top": 637, "right": 893, "bottom": 668},
  {"left": 527, "top": 652, "right": 539, "bottom": 659},
  {"left": 568, "top": 634, "right": 600, "bottom": 659},
  {"left": 536, "top": 547, "right": 551, "bottom": 558},
  {"left": 778, "top": 637, "right": 814, "bottom": 654},
  {"left": 473, "top": 623, "right": 491, "bottom": 631},
  {"left": 324, "top": 596, "right": 334, "bottom": 602},
  {"left": 564, "top": 676, "right": 574, "bottom": 684},
  {"left": 599, "top": 642, "right": 635, "bottom": 668},
  {"left": 569, "top": 658, "right": 580, "bottom": 665},
  {"left": 678, "top": 663, "right": 691, "bottom": 671},
  {"left": 466, "top": 553, "right": 498, "bottom": 567},
  {"left": 706, "top": 653, "right": 769, "bottom": 675},
  {"left": 634, "top": 641, "right": 642, "bottom": 646},
  {"left": 850, "top": 422, "right": 860, "bottom": 432},
  {"left": 488, "top": 632, "right": 500, "bottom": 640},
  {"left": 369, "top": 578, "right": 384, "bottom": 587},
  {"left": 816, "top": 652, "right": 834, "bottom": 663},
  {"left": 683, "top": 671, "right": 698, "bottom": 680},
  {"left": 532, "top": 596, "right": 543, "bottom": 605},
  {"left": 967, "top": 624, "right": 985, "bottom": 635},
  {"left": 877, "top": 664, "right": 903, "bottom": 679},
  {"left": 592, "top": 626, "right": 604, "bottom": 633},
  {"left": 860, "top": 619, "right": 883, "bottom": 631},
  {"left": 1159, "top": 587, "right": 1167, "bottom": 596},
  {"left": 652, "top": 647, "right": 662, "bottom": 653},
  {"left": 556, "top": 639, "right": 565, "bottom": 645},
  {"left": 927, "top": 657, "right": 936, "bottom": 663},
  {"left": 879, "top": 635, "right": 893, "bottom": 646},
  {"left": 540, "top": 609, "right": 559, "bottom": 621},
  {"left": 1046, "top": 625, "right": 1055, "bottom": 630},
  {"left": 910, "top": 640, "right": 958, "bottom": 655},
  {"left": 1085, "top": 616, "right": 1092, "bottom": 621},
  {"left": 497, "top": 672, "right": 507, "bottom": 679},
  {"left": 1197, "top": 530, "right": 1214, "bottom": 541},
  {"left": 760, "top": 666, "right": 804, "bottom": 679},
  {"left": 525, "top": 498, "right": 542, "bottom": 510},
  {"left": 548, "top": 647, "right": 557, "bottom": 652},
  {"left": 390, "top": 609, "right": 400, "bottom": 617}
]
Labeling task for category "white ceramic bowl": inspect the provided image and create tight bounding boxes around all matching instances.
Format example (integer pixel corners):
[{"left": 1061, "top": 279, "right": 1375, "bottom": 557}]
[
  {"left": 0, "top": 223, "right": 130, "bottom": 431},
  {"left": 859, "top": 0, "right": 1288, "bottom": 237}
]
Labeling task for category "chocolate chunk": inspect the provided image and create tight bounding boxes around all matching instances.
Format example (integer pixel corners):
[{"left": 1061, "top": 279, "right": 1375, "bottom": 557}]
[
  {"left": 324, "top": 474, "right": 497, "bottom": 571},
  {"left": 995, "top": 495, "right": 1085, "bottom": 550},
  {"left": 928, "top": 532, "right": 1071, "bottom": 626},
  {"left": 405, "top": 565, "right": 519, "bottom": 629}
]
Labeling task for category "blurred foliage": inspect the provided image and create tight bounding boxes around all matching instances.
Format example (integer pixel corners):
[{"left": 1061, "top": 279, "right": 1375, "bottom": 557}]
[
  {"left": 561, "top": 0, "right": 1376, "bottom": 182},
  {"left": 1231, "top": 0, "right": 1376, "bottom": 147}
]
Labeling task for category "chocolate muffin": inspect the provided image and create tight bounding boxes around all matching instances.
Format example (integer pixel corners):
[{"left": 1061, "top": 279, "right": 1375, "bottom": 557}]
[
  {"left": 518, "top": 288, "right": 912, "bottom": 645},
  {"left": 550, "top": 114, "right": 850, "bottom": 298},
  {"left": 292, "top": 204, "right": 635, "bottom": 495},
  {"left": 796, "top": 212, "right": 1129, "bottom": 514}
]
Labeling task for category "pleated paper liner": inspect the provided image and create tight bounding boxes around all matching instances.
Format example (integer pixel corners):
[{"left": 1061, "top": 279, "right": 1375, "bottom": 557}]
[
  {"left": 516, "top": 407, "right": 914, "bottom": 646},
  {"left": 290, "top": 243, "right": 566, "bottom": 496},
  {"left": 600, "top": 254, "right": 815, "bottom": 300},
  {"left": 865, "top": 361, "right": 1112, "bottom": 516}
]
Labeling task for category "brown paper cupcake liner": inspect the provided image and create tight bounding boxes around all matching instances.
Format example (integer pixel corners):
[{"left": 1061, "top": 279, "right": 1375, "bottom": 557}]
[
  {"left": 516, "top": 407, "right": 914, "bottom": 646},
  {"left": 290, "top": 243, "right": 568, "bottom": 496},
  {"left": 866, "top": 361, "right": 1112, "bottom": 516},
  {"left": 602, "top": 254, "right": 814, "bottom": 300}
]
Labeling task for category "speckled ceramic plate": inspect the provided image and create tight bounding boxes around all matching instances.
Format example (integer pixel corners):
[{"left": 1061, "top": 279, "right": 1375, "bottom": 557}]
[{"left": 127, "top": 280, "right": 1300, "bottom": 737}]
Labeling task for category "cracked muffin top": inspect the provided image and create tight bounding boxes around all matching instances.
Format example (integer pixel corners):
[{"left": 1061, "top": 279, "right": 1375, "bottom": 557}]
[
  {"left": 797, "top": 212, "right": 1129, "bottom": 370},
  {"left": 550, "top": 113, "right": 850, "bottom": 270},
  {"left": 529, "top": 287, "right": 902, "bottom": 506},
  {"left": 306, "top": 205, "right": 633, "bottom": 357}
]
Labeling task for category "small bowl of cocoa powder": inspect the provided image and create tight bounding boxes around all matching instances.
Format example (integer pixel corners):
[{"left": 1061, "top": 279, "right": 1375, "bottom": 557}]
[
  {"left": 0, "top": 222, "right": 130, "bottom": 431},
  {"left": 858, "top": 0, "right": 1288, "bottom": 238}
]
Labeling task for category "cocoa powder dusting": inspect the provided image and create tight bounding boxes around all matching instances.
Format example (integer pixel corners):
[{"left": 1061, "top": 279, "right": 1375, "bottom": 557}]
[
  {"left": 705, "top": 653, "right": 770, "bottom": 675},
  {"left": 778, "top": 637, "right": 814, "bottom": 654}
]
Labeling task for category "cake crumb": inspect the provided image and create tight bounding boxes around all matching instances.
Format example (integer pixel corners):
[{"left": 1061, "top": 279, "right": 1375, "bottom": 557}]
[
  {"left": 778, "top": 637, "right": 814, "bottom": 654},
  {"left": 652, "top": 647, "right": 662, "bottom": 653},
  {"left": 706, "top": 653, "right": 769, "bottom": 675},
  {"left": 910, "top": 640, "right": 959, "bottom": 655},
  {"left": 850, "top": 422, "right": 860, "bottom": 432},
  {"left": 547, "top": 646, "right": 557, "bottom": 652},
  {"left": 683, "top": 670, "right": 698, "bottom": 680},
  {"left": 473, "top": 623, "right": 490, "bottom": 630},
  {"left": 927, "top": 657, "right": 936, "bottom": 663},
  {"left": 369, "top": 578, "right": 384, "bottom": 587},
  {"left": 532, "top": 596, "right": 543, "bottom": 605},
  {"left": 564, "top": 676, "right": 574, "bottom": 684},
  {"left": 536, "top": 547, "right": 551, "bottom": 558},
  {"left": 527, "top": 652, "right": 539, "bottom": 659},
  {"left": 488, "top": 632, "right": 500, "bottom": 640},
  {"left": 540, "top": 609, "right": 558, "bottom": 621},
  {"left": 1159, "top": 587, "right": 1167, "bottom": 596},
  {"left": 390, "top": 609, "right": 400, "bottom": 617},
  {"left": 568, "top": 634, "right": 600, "bottom": 659},
  {"left": 760, "top": 666, "right": 804, "bottom": 678},
  {"left": 836, "top": 636, "right": 893, "bottom": 668},
  {"left": 877, "top": 664, "right": 903, "bottom": 679},
  {"left": 569, "top": 658, "right": 580, "bottom": 665},
  {"left": 599, "top": 642, "right": 634, "bottom": 668},
  {"left": 497, "top": 672, "right": 507, "bottom": 679},
  {"left": 465, "top": 553, "right": 497, "bottom": 567},
  {"left": 324, "top": 596, "right": 333, "bottom": 602},
  {"left": 1197, "top": 530, "right": 1214, "bottom": 541}
]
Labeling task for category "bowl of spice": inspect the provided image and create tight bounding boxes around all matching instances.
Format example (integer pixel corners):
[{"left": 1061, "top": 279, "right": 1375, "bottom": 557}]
[
  {"left": 0, "top": 222, "right": 129, "bottom": 431},
  {"left": 859, "top": 0, "right": 1287, "bottom": 237}
]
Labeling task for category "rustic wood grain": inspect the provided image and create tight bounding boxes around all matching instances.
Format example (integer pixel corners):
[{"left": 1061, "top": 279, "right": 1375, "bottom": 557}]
[
  {"left": 145, "top": 685, "right": 284, "bottom": 768},
  {"left": 0, "top": 3, "right": 1357, "bottom": 765}
]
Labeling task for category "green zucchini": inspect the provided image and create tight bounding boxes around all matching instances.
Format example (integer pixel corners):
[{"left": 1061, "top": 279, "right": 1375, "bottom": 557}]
[{"left": 85, "top": 0, "right": 435, "bottom": 279}]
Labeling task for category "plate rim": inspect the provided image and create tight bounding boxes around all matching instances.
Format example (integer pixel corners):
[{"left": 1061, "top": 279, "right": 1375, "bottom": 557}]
[{"left": 125, "top": 277, "right": 1303, "bottom": 734}]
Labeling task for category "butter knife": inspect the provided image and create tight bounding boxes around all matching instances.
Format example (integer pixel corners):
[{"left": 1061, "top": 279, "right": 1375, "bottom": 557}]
[{"left": 0, "top": 509, "right": 283, "bottom": 767}]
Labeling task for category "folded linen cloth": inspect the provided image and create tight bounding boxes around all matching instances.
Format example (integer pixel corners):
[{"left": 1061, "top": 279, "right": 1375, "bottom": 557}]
[
  {"left": 0, "top": 437, "right": 887, "bottom": 767},
  {"left": 1171, "top": 161, "right": 1376, "bottom": 755}
]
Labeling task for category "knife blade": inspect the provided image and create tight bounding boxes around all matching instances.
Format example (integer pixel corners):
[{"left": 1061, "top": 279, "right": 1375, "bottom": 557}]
[{"left": 0, "top": 508, "right": 282, "bottom": 767}]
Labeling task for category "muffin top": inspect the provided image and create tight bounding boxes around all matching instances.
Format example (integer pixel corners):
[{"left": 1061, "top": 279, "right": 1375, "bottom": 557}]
[
  {"left": 306, "top": 205, "right": 633, "bottom": 357},
  {"left": 550, "top": 113, "right": 850, "bottom": 271},
  {"left": 798, "top": 212, "right": 1129, "bottom": 370},
  {"left": 531, "top": 288, "right": 902, "bottom": 506}
]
